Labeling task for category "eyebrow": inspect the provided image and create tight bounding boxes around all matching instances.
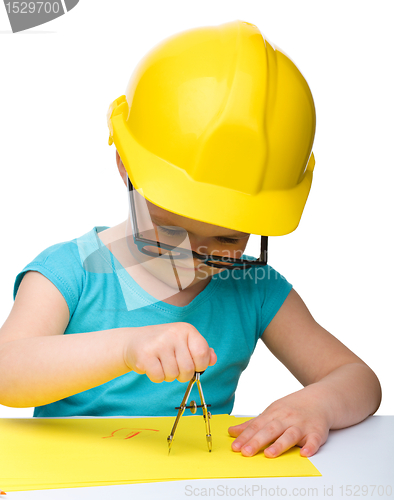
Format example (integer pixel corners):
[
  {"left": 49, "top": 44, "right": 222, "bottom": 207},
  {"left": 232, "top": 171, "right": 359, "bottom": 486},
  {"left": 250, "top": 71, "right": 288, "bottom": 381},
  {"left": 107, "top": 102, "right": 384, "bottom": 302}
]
[{"left": 150, "top": 216, "right": 248, "bottom": 238}]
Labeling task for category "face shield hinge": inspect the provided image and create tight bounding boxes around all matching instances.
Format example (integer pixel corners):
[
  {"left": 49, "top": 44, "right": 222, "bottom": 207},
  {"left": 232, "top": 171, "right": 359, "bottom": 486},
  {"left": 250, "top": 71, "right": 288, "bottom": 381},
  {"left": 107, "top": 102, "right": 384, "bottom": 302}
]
[{"left": 259, "top": 236, "right": 268, "bottom": 265}]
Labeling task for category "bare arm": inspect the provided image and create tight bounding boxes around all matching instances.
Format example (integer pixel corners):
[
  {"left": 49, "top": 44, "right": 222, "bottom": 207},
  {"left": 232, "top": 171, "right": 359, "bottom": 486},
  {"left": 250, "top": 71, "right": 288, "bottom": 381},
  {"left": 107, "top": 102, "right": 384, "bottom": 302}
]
[
  {"left": 229, "top": 288, "right": 382, "bottom": 458},
  {"left": 0, "top": 271, "right": 130, "bottom": 408},
  {"left": 261, "top": 288, "right": 382, "bottom": 428}
]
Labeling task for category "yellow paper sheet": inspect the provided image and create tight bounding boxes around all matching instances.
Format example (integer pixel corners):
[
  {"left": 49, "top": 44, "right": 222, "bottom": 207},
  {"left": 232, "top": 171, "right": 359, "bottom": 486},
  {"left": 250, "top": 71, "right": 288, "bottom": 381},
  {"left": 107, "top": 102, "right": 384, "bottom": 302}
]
[{"left": 0, "top": 415, "right": 321, "bottom": 492}]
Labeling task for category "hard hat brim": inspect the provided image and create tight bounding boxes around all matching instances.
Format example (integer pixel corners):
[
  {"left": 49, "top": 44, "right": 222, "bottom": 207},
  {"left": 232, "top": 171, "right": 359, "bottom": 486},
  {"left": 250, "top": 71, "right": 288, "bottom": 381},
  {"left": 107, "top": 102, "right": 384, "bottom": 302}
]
[{"left": 112, "top": 111, "right": 314, "bottom": 237}]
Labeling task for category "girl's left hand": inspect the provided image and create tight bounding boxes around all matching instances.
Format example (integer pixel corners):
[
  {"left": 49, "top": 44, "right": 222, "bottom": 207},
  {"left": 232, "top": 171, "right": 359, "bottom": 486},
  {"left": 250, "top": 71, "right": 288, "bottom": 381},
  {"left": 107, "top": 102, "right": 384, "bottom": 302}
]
[{"left": 228, "top": 386, "right": 332, "bottom": 458}]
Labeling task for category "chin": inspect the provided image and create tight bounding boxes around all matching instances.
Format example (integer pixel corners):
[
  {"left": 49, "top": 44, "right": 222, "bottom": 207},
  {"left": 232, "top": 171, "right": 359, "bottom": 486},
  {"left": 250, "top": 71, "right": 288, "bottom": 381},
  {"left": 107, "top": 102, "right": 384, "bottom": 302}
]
[{"left": 141, "top": 261, "right": 198, "bottom": 289}]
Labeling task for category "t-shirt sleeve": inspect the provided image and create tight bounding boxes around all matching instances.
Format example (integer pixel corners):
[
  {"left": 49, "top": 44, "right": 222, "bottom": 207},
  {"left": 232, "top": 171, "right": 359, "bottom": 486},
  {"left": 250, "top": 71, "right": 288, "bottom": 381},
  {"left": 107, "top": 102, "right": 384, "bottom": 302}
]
[
  {"left": 258, "top": 265, "right": 293, "bottom": 339},
  {"left": 13, "top": 240, "right": 85, "bottom": 322}
]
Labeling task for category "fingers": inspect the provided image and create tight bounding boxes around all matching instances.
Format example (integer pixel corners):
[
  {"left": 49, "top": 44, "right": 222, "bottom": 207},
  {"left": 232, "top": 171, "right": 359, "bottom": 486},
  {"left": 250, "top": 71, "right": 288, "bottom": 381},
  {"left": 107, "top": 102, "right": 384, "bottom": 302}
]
[
  {"left": 187, "top": 329, "right": 212, "bottom": 372},
  {"left": 163, "top": 324, "right": 215, "bottom": 382},
  {"left": 147, "top": 343, "right": 194, "bottom": 383},
  {"left": 299, "top": 432, "right": 325, "bottom": 457},
  {"left": 174, "top": 343, "right": 196, "bottom": 383},
  {"left": 158, "top": 349, "right": 181, "bottom": 383},
  {"left": 139, "top": 356, "right": 165, "bottom": 383},
  {"left": 159, "top": 344, "right": 215, "bottom": 383},
  {"left": 231, "top": 418, "right": 285, "bottom": 456},
  {"left": 141, "top": 335, "right": 214, "bottom": 383},
  {"left": 209, "top": 347, "right": 217, "bottom": 367},
  {"left": 126, "top": 322, "right": 216, "bottom": 383},
  {"left": 231, "top": 418, "right": 325, "bottom": 458},
  {"left": 137, "top": 345, "right": 182, "bottom": 383},
  {"left": 263, "top": 426, "right": 305, "bottom": 458},
  {"left": 228, "top": 420, "right": 252, "bottom": 437}
]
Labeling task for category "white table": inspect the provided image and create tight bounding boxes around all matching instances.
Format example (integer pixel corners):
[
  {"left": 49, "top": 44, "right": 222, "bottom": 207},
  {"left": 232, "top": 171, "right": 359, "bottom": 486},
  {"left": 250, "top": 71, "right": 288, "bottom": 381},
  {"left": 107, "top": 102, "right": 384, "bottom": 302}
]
[{"left": 5, "top": 416, "right": 394, "bottom": 499}]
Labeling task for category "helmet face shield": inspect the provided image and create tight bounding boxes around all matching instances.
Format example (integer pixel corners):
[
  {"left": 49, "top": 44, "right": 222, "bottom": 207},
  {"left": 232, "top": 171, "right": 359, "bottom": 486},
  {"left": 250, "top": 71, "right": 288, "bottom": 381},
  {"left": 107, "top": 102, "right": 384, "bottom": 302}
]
[
  {"left": 127, "top": 178, "right": 268, "bottom": 274},
  {"left": 129, "top": 193, "right": 192, "bottom": 260}
]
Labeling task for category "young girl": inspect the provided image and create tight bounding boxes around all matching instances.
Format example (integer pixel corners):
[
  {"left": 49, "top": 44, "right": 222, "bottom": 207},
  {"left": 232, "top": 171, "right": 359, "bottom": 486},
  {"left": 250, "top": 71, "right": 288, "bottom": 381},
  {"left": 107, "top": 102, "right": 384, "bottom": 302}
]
[{"left": 0, "top": 20, "right": 381, "bottom": 460}]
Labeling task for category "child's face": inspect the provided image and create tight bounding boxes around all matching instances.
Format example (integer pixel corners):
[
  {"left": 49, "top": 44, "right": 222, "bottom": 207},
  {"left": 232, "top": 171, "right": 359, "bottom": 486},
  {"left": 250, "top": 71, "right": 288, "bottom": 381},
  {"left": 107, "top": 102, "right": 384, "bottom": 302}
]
[
  {"left": 146, "top": 196, "right": 250, "bottom": 258},
  {"left": 130, "top": 194, "right": 250, "bottom": 289}
]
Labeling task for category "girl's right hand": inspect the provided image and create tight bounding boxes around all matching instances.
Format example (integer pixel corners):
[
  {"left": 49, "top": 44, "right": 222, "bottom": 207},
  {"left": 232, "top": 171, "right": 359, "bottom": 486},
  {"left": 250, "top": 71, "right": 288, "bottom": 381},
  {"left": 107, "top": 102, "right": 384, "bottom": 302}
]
[{"left": 123, "top": 322, "right": 217, "bottom": 383}]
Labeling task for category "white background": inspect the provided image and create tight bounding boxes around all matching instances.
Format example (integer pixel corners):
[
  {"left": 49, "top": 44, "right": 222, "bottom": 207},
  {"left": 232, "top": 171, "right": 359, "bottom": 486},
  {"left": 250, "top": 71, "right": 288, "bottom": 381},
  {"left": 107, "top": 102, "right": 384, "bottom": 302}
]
[{"left": 0, "top": 0, "right": 393, "bottom": 420}]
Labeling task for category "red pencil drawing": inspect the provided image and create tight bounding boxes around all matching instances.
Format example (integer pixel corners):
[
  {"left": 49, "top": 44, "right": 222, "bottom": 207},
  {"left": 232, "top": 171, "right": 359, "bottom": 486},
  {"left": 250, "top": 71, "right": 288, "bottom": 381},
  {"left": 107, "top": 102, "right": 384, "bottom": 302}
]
[{"left": 102, "top": 428, "right": 159, "bottom": 439}]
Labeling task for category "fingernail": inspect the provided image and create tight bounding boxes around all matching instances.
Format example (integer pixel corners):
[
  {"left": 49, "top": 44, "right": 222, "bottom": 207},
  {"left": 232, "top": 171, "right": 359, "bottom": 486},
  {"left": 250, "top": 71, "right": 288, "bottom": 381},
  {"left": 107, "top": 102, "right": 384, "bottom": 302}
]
[
  {"left": 301, "top": 448, "right": 309, "bottom": 456},
  {"left": 243, "top": 446, "right": 253, "bottom": 455},
  {"left": 265, "top": 446, "right": 276, "bottom": 455},
  {"left": 232, "top": 442, "right": 241, "bottom": 451}
]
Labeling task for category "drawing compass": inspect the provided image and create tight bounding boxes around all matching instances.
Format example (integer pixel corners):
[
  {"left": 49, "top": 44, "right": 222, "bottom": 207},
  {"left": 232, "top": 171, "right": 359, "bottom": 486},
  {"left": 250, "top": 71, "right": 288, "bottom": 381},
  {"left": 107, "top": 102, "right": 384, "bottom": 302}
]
[{"left": 167, "top": 371, "right": 212, "bottom": 454}]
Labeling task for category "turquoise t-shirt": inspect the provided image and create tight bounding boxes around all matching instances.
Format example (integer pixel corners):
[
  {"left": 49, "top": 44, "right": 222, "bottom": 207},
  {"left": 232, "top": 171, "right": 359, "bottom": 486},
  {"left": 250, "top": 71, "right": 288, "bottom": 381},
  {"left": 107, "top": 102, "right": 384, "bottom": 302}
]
[{"left": 13, "top": 227, "right": 292, "bottom": 418}]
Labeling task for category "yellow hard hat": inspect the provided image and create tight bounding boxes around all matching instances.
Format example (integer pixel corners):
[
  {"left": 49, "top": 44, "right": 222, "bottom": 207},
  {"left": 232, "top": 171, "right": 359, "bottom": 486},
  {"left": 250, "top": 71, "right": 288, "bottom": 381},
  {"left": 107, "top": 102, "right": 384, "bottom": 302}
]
[{"left": 107, "top": 20, "right": 316, "bottom": 236}]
